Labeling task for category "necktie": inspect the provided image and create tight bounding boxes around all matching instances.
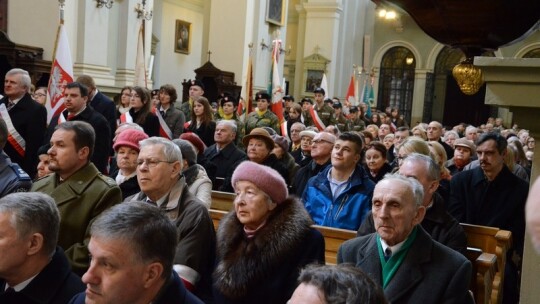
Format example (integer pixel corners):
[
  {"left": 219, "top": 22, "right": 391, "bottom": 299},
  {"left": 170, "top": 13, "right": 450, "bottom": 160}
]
[
  {"left": 6, "top": 101, "right": 15, "bottom": 111},
  {"left": 384, "top": 248, "right": 392, "bottom": 261},
  {"left": 67, "top": 113, "right": 76, "bottom": 120},
  {"left": 160, "top": 109, "right": 166, "bottom": 119}
]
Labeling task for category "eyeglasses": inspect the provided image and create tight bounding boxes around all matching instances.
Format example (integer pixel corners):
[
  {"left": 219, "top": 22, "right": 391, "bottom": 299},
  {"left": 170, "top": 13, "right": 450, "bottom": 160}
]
[
  {"left": 33, "top": 93, "right": 46, "bottom": 98},
  {"left": 313, "top": 139, "right": 333, "bottom": 145},
  {"left": 137, "top": 159, "right": 174, "bottom": 168}
]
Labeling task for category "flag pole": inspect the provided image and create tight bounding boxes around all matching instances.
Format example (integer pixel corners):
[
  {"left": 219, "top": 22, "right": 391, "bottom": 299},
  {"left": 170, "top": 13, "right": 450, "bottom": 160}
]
[{"left": 50, "top": 0, "right": 65, "bottom": 66}]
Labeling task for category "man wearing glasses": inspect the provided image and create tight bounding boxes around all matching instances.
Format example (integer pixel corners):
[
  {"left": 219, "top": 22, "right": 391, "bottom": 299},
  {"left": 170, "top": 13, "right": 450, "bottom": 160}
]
[
  {"left": 31, "top": 121, "right": 122, "bottom": 276},
  {"left": 126, "top": 137, "right": 215, "bottom": 303}
]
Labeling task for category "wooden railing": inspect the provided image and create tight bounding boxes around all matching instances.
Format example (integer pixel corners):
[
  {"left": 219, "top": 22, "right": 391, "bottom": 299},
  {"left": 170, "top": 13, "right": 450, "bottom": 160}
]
[{"left": 209, "top": 191, "right": 509, "bottom": 304}]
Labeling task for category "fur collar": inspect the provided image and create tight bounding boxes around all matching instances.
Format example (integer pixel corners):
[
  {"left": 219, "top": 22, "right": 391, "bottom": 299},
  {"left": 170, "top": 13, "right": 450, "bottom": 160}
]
[{"left": 213, "top": 197, "right": 313, "bottom": 299}]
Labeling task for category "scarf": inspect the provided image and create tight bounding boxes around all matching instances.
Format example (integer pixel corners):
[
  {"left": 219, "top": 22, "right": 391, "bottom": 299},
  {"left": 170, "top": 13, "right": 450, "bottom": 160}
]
[
  {"left": 376, "top": 226, "right": 418, "bottom": 289},
  {"left": 256, "top": 109, "right": 267, "bottom": 117}
]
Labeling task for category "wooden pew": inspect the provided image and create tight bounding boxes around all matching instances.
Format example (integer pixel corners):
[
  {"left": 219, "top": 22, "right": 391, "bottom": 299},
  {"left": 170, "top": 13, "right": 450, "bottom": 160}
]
[
  {"left": 465, "top": 247, "right": 497, "bottom": 304},
  {"left": 312, "top": 225, "right": 357, "bottom": 264},
  {"left": 461, "top": 223, "right": 512, "bottom": 304}
]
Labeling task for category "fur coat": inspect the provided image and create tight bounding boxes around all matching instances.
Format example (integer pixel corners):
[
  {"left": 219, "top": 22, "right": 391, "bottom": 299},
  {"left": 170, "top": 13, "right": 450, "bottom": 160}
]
[{"left": 212, "top": 198, "right": 325, "bottom": 304}]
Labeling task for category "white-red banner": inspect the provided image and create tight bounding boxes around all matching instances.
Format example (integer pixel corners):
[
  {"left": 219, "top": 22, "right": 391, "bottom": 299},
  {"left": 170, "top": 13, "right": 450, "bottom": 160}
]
[
  {"left": 46, "top": 24, "right": 73, "bottom": 123},
  {"left": 134, "top": 22, "right": 147, "bottom": 87}
]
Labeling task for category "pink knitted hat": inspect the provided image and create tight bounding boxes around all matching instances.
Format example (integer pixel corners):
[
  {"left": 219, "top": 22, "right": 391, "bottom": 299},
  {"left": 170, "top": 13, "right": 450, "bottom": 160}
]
[
  {"left": 113, "top": 129, "right": 149, "bottom": 152},
  {"left": 231, "top": 161, "right": 288, "bottom": 204}
]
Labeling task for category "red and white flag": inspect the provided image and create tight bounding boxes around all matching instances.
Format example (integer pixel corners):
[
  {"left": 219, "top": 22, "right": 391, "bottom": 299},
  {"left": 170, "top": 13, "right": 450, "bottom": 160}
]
[
  {"left": 270, "top": 50, "right": 286, "bottom": 136},
  {"left": 46, "top": 23, "right": 73, "bottom": 123},
  {"left": 346, "top": 75, "right": 356, "bottom": 106},
  {"left": 238, "top": 55, "right": 253, "bottom": 122}
]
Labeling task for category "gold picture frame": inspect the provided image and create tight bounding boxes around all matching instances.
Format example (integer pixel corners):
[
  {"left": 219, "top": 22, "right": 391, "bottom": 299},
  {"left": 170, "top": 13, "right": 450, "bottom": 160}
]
[{"left": 175, "top": 20, "right": 191, "bottom": 54}]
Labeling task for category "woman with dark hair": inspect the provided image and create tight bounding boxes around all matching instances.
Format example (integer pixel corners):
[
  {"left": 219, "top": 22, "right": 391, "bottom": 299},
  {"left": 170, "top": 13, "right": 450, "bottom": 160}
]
[
  {"left": 363, "top": 141, "right": 392, "bottom": 184},
  {"left": 391, "top": 107, "right": 407, "bottom": 128},
  {"left": 370, "top": 112, "right": 382, "bottom": 126},
  {"left": 213, "top": 161, "right": 325, "bottom": 303},
  {"left": 116, "top": 85, "right": 132, "bottom": 120},
  {"left": 121, "top": 86, "right": 159, "bottom": 137},
  {"left": 158, "top": 84, "right": 185, "bottom": 138},
  {"left": 187, "top": 96, "right": 216, "bottom": 147}
]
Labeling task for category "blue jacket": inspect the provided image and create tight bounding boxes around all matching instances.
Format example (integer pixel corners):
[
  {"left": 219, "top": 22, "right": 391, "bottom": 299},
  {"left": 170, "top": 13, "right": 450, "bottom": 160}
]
[{"left": 302, "top": 165, "right": 375, "bottom": 230}]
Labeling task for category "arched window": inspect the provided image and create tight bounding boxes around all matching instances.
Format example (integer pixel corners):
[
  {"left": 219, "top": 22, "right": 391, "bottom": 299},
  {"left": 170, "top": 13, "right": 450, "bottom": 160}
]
[
  {"left": 523, "top": 48, "right": 540, "bottom": 58},
  {"left": 378, "top": 47, "right": 415, "bottom": 124}
]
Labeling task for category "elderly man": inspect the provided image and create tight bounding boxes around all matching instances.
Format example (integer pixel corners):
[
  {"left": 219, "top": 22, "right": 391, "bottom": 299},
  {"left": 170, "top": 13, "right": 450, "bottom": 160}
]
[
  {"left": 0, "top": 193, "right": 84, "bottom": 303},
  {"left": 203, "top": 120, "right": 247, "bottom": 192},
  {"left": 339, "top": 174, "right": 471, "bottom": 303},
  {"left": 465, "top": 126, "right": 478, "bottom": 142},
  {"left": 45, "top": 82, "right": 111, "bottom": 174},
  {"left": 0, "top": 118, "right": 31, "bottom": 194},
  {"left": 449, "top": 132, "right": 528, "bottom": 303},
  {"left": 303, "top": 132, "right": 374, "bottom": 230},
  {"left": 358, "top": 153, "right": 467, "bottom": 254},
  {"left": 292, "top": 131, "right": 335, "bottom": 197},
  {"left": 289, "top": 122, "right": 306, "bottom": 153},
  {"left": 445, "top": 138, "right": 476, "bottom": 175},
  {"left": 0, "top": 68, "right": 47, "bottom": 177},
  {"left": 31, "top": 121, "right": 121, "bottom": 275},
  {"left": 427, "top": 121, "right": 454, "bottom": 159},
  {"left": 126, "top": 137, "right": 215, "bottom": 301},
  {"left": 69, "top": 203, "right": 202, "bottom": 304}
]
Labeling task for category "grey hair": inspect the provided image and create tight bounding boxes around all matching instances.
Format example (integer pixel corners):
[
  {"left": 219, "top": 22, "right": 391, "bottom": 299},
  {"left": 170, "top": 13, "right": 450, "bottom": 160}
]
[
  {"left": 291, "top": 122, "right": 306, "bottom": 130},
  {"left": 0, "top": 192, "right": 60, "bottom": 257},
  {"left": 401, "top": 153, "right": 440, "bottom": 182},
  {"left": 139, "top": 137, "right": 182, "bottom": 163},
  {"left": 444, "top": 130, "right": 459, "bottom": 141},
  {"left": 90, "top": 202, "right": 178, "bottom": 279},
  {"left": 6, "top": 68, "right": 31, "bottom": 90},
  {"left": 216, "top": 119, "right": 238, "bottom": 135},
  {"left": 381, "top": 173, "right": 424, "bottom": 207},
  {"left": 465, "top": 126, "right": 477, "bottom": 133}
]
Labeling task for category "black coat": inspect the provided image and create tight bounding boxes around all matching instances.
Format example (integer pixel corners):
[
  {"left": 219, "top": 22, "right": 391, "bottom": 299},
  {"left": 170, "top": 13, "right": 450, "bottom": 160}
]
[
  {"left": 188, "top": 121, "right": 216, "bottom": 147},
  {"left": 213, "top": 198, "right": 325, "bottom": 304},
  {"left": 339, "top": 227, "right": 472, "bottom": 304},
  {"left": 363, "top": 162, "right": 393, "bottom": 185},
  {"left": 110, "top": 170, "right": 140, "bottom": 200},
  {"left": 129, "top": 108, "right": 160, "bottom": 137},
  {"left": 358, "top": 192, "right": 467, "bottom": 255},
  {"left": 203, "top": 142, "right": 247, "bottom": 192},
  {"left": 449, "top": 165, "right": 528, "bottom": 255},
  {"left": 291, "top": 158, "right": 330, "bottom": 197},
  {"left": 90, "top": 91, "right": 116, "bottom": 145},
  {"left": 0, "top": 93, "right": 47, "bottom": 177},
  {"left": 46, "top": 107, "right": 111, "bottom": 174},
  {"left": 0, "top": 247, "right": 84, "bottom": 304}
]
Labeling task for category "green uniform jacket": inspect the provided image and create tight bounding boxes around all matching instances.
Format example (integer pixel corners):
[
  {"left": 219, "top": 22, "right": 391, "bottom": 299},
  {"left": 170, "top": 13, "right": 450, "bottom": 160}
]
[
  {"left": 350, "top": 117, "right": 366, "bottom": 131},
  {"left": 245, "top": 110, "right": 280, "bottom": 135},
  {"left": 31, "top": 163, "right": 122, "bottom": 276},
  {"left": 303, "top": 104, "right": 336, "bottom": 129},
  {"left": 335, "top": 114, "right": 350, "bottom": 132}
]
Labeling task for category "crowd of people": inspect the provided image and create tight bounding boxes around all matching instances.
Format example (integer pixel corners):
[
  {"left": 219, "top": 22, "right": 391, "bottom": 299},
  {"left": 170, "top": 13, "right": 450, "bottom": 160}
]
[{"left": 0, "top": 67, "right": 536, "bottom": 303}]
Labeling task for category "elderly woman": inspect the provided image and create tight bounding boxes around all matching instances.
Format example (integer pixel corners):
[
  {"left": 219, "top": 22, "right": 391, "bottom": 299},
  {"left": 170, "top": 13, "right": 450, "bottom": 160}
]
[
  {"left": 411, "top": 125, "right": 428, "bottom": 140},
  {"left": 272, "top": 134, "right": 299, "bottom": 183},
  {"left": 213, "top": 161, "right": 325, "bottom": 303},
  {"left": 173, "top": 139, "right": 212, "bottom": 208},
  {"left": 111, "top": 129, "right": 148, "bottom": 199},
  {"left": 364, "top": 141, "right": 392, "bottom": 184},
  {"left": 243, "top": 128, "right": 290, "bottom": 183}
]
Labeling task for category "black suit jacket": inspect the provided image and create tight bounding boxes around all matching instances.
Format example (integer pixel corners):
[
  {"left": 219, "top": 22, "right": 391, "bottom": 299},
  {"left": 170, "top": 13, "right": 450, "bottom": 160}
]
[
  {"left": 338, "top": 227, "right": 471, "bottom": 304},
  {"left": 0, "top": 93, "right": 47, "bottom": 178},
  {"left": 90, "top": 91, "right": 116, "bottom": 144},
  {"left": 46, "top": 107, "right": 111, "bottom": 174},
  {"left": 0, "top": 247, "right": 84, "bottom": 304}
]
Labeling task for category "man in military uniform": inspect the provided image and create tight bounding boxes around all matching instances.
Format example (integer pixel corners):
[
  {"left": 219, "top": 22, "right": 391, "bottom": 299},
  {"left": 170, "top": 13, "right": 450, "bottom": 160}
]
[
  {"left": 303, "top": 87, "right": 336, "bottom": 130},
  {"left": 0, "top": 118, "right": 31, "bottom": 196},
  {"left": 349, "top": 106, "right": 366, "bottom": 132},
  {"left": 31, "top": 121, "right": 122, "bottom": 276},
  {"left": 245, "top": 90, "right": 280, "bottom": 135},
  {"left": 178, "top": 79, "right": 205, "bottom": 122},
  {"left": 332, "top": 102, "right": 350, "bottom": 132},
  {"left": 283, "top": 95, "right": 294, "bottom": 121}
]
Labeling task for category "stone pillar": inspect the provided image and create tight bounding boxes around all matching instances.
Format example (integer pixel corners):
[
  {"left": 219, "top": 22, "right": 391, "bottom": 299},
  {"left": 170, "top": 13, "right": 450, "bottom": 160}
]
[
  {"left": 474, "top": 57, "right": 540, "bottom": 303},
  {"left": 410, "top": 69, "right": 429, "bottom": 125}
]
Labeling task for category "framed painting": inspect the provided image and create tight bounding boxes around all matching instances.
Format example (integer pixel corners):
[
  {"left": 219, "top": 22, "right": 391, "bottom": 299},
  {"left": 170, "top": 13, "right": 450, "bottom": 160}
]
[
  {"left": 175, "top": 20, "right": 191, "bottom": 54},
  {"left": 266, "top": 0, "right": 284, "bottom": 26},
  {"left": 305, "top": 70, "right": 323, "bottom": 93}
]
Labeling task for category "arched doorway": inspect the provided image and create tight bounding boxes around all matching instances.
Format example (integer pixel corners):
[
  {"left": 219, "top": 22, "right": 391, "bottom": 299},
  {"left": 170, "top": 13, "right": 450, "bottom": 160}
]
[
  {"left": 433, "top": 47, "right": 494, "bottom": 127},
  {"left": 377, "top": 46, "right": 416, "bottom": 124}
]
